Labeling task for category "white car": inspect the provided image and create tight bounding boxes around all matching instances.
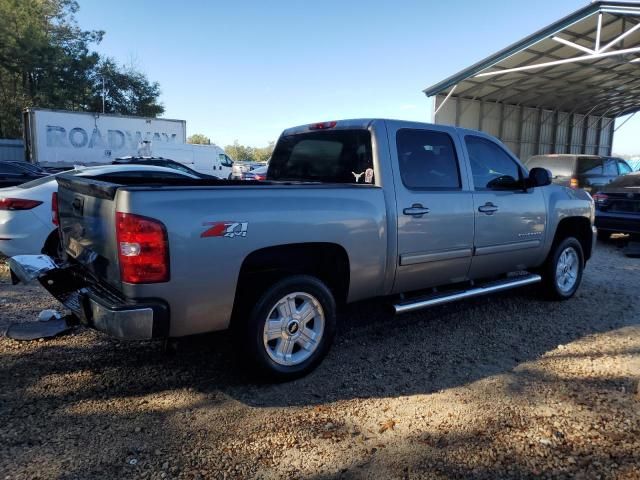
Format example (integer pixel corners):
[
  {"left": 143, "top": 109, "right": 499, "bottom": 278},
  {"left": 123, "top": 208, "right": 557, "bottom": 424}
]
[{"left": 0, "top": 164, "right": 199, "bottom": 257}]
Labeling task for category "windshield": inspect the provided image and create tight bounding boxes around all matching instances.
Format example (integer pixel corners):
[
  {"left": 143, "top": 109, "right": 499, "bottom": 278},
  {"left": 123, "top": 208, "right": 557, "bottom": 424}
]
[
  {"left": 17, "top": 170, "right": 83, "bottom": 189},
  {"left": 268, "top": 130, "right": 373, "bottom": 183},
  {"left": 11, "top": 162, "right": 43, "bottom": 174}
]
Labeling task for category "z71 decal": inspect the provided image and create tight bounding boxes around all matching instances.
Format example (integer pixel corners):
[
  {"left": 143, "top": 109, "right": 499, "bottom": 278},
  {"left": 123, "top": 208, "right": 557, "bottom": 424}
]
[{"left": 201, "top": 221, "right": 248, "bottom": 238}]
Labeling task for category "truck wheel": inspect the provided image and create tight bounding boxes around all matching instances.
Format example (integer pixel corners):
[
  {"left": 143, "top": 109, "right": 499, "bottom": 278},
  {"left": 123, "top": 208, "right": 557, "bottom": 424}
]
[
  {"left": 541, "top": 237, "right": 584, "bottom": 300},
  {"left": 239, "top": 275, "right": 336, "bottom": 381}
]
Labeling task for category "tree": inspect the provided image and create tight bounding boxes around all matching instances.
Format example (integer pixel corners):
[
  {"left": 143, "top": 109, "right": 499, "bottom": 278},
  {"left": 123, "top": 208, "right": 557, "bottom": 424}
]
[
  {"left": 187, "top": 134, "right": 211, "bottom": 145},
  {"left": 0, "top": 0, "right": 164, "bottom": 138},
  {"left": 224, "top": 140, "right": 274, "bottom": 163},
  {"left": 253, "top": 141, "right": 275, "bottom": 163},
  {"left": 86, "top": 58, "right": 164, "bottom": 117},
  {"left": 225, "top": 141, "right": 254, "bottom": 162}
]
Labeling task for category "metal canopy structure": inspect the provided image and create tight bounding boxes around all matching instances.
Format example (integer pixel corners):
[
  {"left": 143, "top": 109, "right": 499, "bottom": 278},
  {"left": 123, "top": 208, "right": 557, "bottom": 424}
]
[{"left": 424, "top": 1, "right": 640, "bottom": 160}]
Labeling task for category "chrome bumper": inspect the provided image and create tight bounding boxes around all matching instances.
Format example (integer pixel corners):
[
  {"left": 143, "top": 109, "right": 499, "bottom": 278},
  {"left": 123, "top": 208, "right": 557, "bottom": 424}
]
[{"left": 9, "top": 255, "right": 169, "bottom": 340}]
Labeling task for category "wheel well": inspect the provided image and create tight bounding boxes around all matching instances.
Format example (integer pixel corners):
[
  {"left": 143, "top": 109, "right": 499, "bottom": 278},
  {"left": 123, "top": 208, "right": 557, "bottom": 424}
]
[
  {"left": 553, "top": 217, "right": 593, "bottom": 261},
  {"left": 41, "top": 229, "right": 60, "bottom": 257},
  {"left": 233, "top": 243, "right": 350, "bottom": 315}
]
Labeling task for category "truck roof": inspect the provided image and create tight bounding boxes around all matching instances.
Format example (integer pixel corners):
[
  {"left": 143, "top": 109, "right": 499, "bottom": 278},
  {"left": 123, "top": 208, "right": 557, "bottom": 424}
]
[{"left": 280, "top": 118, "right": 500, "bottom": 143}]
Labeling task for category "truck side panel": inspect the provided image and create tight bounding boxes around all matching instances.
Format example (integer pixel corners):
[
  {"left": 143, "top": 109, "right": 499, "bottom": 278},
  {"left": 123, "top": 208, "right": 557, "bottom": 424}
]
[{"left": 117, "top": 185, "right": 388, "bottom": 336}]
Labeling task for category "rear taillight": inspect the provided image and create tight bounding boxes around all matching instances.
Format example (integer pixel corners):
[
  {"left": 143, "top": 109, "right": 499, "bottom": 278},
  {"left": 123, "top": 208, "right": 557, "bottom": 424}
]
[
  {"left": 51, "top": 192, "right": 59, "bottom": 226},
  {"left": 254, "top": 174, "right": 266, "bottom": 181},
  {"left": 115, "top": 212, "right": 169, "bottom": 284},
  {"left": 309, "top": 121, "right": 337, "bottom": 130},
  {"left": 592, "top": 193, "right": 609, "bottom": 204},
  {"left": 569, "top": 178, "right": 579, "bottom": 188},
  {"left": 0, "top": 198, "right": 43, "bottom": 210}
]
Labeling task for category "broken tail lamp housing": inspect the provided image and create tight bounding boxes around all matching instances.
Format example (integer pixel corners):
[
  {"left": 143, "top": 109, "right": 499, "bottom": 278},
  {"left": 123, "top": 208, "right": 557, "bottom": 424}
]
[
  {"left": 592, "top": 192, "right": 609, "bottom": 206},
  {"left": 115, "top": 212, "right": 169, "bottom": 284}
]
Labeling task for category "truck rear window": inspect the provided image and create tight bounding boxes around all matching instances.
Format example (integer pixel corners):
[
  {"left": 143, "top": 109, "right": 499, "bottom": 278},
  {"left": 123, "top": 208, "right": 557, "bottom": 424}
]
[
  {"left": 268, "top": 130, "right": 374, "bottom": 184},
  {"left": 577, "top": 157, "right": 603, "bottom": 175},
  {"left": 525, "top": 155, "right": 576, "bottom": 178}
]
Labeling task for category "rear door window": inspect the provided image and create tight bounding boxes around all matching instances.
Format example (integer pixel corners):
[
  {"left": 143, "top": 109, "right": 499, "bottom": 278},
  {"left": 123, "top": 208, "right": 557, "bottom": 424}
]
[
  {"left": 396, "top": 129, "right": 461, "bottom": 189},
  {"left": 603, "top": 158, "right": 618, "bottom": 175},
  {"left": 577, "top": 158, "right": 603, "bottom": 175},
  {"left": 617, "top": 160, "right": 632, "bottom": 175},
  {"left": 268, "top": 130, "right": 373, "bottom": 183}
]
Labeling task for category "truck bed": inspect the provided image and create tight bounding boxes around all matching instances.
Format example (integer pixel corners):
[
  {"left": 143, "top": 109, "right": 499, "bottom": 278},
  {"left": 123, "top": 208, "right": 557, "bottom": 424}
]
[{"left": 56, "top": 174, "right": 390, "bottom": 336}]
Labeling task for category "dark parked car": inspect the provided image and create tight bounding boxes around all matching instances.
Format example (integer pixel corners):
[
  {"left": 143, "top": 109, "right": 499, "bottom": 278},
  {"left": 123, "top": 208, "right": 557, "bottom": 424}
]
[
  {"left": 594, "top": 172, "right": 640, "bottom": 239},
  {"left": 525, "top": 154, "right": 632, "bottom": 192},
  {"left": 0, "top": 161, "right": 46, "bottom": 188},
  {"left": 241, "top": 165, "right": 268, "bottom": 181},
  {"left": 112, "top": 157, "right": 216, "bottom": 178},
  {"left": 6, "top": 161, "right": 49, "bottom": 175}
]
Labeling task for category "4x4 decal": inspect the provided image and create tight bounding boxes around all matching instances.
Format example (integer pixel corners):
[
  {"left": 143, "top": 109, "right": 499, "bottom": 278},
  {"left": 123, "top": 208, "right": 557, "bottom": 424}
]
[{"left": 201, "top": 221, "right": 248, "bottom": 238}]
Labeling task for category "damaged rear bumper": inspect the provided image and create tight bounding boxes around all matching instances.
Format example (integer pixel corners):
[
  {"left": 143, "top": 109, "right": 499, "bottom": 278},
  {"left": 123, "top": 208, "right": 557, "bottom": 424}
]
[{"left": 9, "top": 255, "right": 169, "bottom": 340}]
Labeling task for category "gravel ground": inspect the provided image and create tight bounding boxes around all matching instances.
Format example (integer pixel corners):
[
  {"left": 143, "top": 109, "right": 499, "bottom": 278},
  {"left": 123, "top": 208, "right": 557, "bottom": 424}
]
[{"left": 0, "top": 242, "right": 639, "bottom": 480}]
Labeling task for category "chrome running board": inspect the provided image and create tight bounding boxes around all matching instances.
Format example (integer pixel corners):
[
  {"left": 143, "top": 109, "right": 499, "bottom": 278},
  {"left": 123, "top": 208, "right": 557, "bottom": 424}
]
[{"left": 393, "top": 273, "right": 541, "bottom": 314}]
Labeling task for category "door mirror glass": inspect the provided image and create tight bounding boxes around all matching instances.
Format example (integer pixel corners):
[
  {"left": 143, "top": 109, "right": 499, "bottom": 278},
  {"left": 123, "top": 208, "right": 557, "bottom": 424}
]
[{"left": 527, "top": 167, "right": 552, "bottom": 187}]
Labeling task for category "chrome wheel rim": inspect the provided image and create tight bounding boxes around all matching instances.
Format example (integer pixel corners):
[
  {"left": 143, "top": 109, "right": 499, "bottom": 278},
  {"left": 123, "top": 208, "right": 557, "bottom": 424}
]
[
  {"left": 263, "top": 292, "right": 325, "bottom": 366},
  {"left": 555, "top": 246, "right": 579, "bottom": 293}
]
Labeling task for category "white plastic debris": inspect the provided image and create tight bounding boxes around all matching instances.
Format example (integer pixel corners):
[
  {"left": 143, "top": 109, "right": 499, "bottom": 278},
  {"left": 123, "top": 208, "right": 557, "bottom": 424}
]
[
  {"left": 8, "top": 255, "right": 57, "bottom": 284},
  {"left": 38, "top": 309, "right": 62, "bottom": 322}
]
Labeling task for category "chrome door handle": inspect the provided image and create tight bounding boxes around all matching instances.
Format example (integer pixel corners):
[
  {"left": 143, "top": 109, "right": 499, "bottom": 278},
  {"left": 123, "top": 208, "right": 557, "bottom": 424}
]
[
  {"left": 403, "top": 204, "right": 430, "bottom": 217},
  {"left": 478, "top": 202, "right": 498, "bottom": 215}
]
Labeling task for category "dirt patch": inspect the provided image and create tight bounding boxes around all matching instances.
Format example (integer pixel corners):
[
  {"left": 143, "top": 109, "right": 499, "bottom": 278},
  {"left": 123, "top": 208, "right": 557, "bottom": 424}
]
[{"left": 1, "top": 242, "right": 639, "bottom": 479}]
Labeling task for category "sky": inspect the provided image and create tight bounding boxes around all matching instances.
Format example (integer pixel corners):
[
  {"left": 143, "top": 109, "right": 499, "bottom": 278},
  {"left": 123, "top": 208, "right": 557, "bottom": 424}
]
[{"left": 76, "top": 0, "right": 639, "bottom": 155}]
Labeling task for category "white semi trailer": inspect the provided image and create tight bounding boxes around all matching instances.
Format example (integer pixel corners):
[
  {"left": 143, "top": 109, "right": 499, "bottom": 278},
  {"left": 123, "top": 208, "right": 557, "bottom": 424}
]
[{"left": 22, "top": 108, "right": 187, "bottom": 169}]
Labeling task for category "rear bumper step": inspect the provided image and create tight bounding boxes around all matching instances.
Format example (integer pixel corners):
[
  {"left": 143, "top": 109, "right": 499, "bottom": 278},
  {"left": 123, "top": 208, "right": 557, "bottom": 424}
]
[{"left": 393, "top": 273, "right": 541, "bottom": 314}]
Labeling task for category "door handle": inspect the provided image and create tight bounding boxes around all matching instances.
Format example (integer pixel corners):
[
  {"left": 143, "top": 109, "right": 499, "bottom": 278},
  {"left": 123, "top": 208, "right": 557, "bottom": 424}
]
[
  {"left": 478, "top": 202, "right": 498, "bottom": 215},
  {"left": 403, "top": 204, "right": 430, "bottom": 217}
]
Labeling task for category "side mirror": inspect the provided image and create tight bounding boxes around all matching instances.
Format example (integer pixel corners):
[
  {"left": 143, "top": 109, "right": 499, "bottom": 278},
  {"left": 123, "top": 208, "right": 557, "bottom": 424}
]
[{"left": 527, "top": 167, "right": 552, "bottom": 187}]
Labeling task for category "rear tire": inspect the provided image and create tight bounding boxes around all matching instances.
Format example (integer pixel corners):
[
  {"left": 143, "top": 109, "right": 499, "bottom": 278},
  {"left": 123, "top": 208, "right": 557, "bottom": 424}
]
[
  {"left": 236, "top": 275, "right": 336, "bottom": 381},
  {"left": 541, "top": 237, "right": 584, "bottom": 300}
]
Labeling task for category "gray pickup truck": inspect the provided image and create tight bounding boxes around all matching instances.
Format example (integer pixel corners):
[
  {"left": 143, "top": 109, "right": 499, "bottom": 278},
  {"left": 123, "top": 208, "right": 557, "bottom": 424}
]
[{"left": 10, "top": 119, "right": 596, "bottom": 380}]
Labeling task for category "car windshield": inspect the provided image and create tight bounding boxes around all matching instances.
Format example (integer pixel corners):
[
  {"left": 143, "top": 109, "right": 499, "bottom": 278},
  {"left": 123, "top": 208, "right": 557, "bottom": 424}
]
[
  {"left": 11, "top": 162, "right": 42, "bottom": 174},
  {"left": 17, "top": 170, "right": 83, "bottom": 188}
]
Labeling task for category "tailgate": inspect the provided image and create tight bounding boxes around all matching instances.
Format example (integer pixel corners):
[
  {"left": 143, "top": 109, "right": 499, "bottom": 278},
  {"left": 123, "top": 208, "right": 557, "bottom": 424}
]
[{"left": 56, "top": 175, "right": 123, "bottom": 289}]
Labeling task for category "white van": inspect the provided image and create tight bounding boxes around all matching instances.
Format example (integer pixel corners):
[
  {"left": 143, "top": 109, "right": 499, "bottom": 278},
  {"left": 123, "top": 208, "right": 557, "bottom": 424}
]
[{"left": 150, "top": 143, "right": 234, "bottom": 178}]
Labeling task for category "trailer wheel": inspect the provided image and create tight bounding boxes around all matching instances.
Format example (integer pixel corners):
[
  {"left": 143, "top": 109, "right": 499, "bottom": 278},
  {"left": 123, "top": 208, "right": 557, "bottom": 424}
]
[{"left": 238, "top": 275, "right": 336, "bottom": 381}]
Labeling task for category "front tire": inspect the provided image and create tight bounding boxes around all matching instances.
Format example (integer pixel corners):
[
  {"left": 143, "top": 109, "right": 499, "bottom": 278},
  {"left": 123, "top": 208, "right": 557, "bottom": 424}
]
[
  {"left": 238, "top": 275, "right": 336, "bottom": 381},
  {"left": 541, "top": 237, "right": 584, "bottom": 300}
]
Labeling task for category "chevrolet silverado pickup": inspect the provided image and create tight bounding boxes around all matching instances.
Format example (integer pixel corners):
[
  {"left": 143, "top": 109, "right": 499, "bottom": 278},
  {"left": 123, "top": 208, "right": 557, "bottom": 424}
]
[{"left": 10, "top": 119, "right": 597, "bottom": 380}]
